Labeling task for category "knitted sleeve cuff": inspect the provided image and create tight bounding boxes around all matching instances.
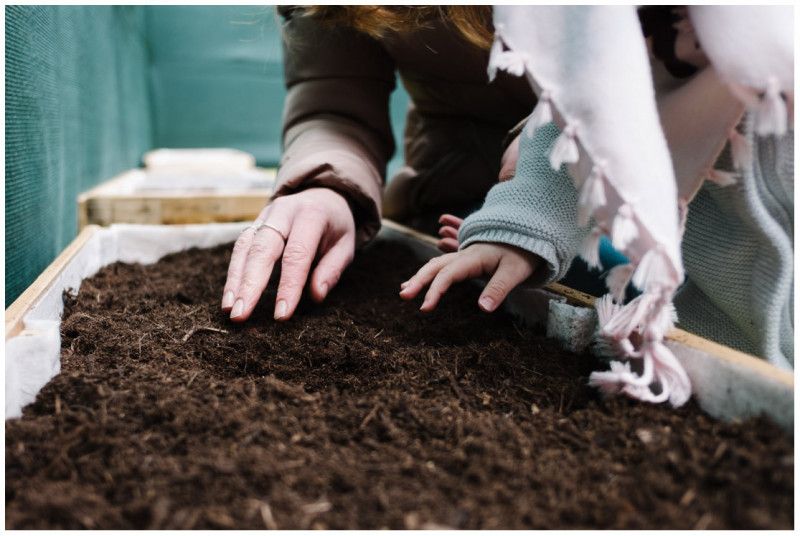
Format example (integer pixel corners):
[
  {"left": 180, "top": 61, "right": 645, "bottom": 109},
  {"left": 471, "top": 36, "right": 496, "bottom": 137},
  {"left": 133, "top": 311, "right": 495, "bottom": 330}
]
[
  {"left": 457, "top": 122, "right": 590, "bottom": 287},
  {"left": 459, "top": 220, "right": 567, "bottom": 286}
]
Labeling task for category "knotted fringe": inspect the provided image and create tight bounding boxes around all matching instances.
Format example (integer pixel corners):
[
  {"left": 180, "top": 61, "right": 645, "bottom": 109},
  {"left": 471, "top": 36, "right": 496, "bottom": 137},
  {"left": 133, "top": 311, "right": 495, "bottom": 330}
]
[
  {"left": 606, "top": 264, "right": 634, "bottom": 303},
  {"left": 652, "top": 302, "right": 678, "bottom": 336},
  {"left": 646, "top": 341, "right": 691, "bottom": 406},
  {"left": 601, "top": 292, "right": 657, "bottom": 341},
  {"left": 487, "top": 32, "right": 529, "bottom": 81},
  {"left": 549, "top": 125, "right": 579, "bottom": 170},
  {"left": 755, "top": 76, "right": 788, "bottom": 136},
  {"left": 706, "top": 169, "right": 738, "bottom": 187},
  {"left": 589, "top": 361, "right": 635, "bottom": 396},
  {"left": 580, "top": 227, "right": 603, "bottom": 270},
  {"left": 595, "top": 294, "right": 621, "bottom": 327},
  {"left": 729, "top": 129, "right": 752, "bottom": 170},
  {"left": 577, "top": 163, "right": 606, "bottom": 227},
  {"left": 632, "top": 246, "right": 674, "bottom": 292},
  {"left": 496, "top": 51, "right": 529, "bottom": 78},
  {"left": 491, "top": 36, "right": 691, "bottom": 408},
  {"left": 591, "top": 356, "right": 662, "bottom": 401},
  {"left": 592, "top": 295, "right": 629, "bottom": 359},
  {"left": 487, "top": 37, "right": 504, "bottom": 82},
  {"left": 590, "top": 310, "right": 690, "bottom": 407},
  {"left": 525, "top": 91, "right": 553, "bottom": 138},
  {"left": 611, "top": 204, "right": 638, "bottom": 250}
]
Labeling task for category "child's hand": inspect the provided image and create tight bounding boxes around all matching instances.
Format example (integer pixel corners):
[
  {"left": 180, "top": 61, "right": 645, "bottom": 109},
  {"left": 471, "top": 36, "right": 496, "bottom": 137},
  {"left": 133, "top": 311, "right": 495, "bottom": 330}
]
[
  {"left": 399, "top": 243, "right": 540, "bottom": 313},
  {"left": 437, "top": 214, "right": 463, "bottom": 253},
  {"left": 436, "top": 133, "right": 519, "bottom": 254}
]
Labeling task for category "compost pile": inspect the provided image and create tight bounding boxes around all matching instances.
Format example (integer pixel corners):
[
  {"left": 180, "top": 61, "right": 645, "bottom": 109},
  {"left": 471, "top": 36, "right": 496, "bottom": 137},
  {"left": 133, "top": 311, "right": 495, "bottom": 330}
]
[{"left": 5, "top": 238, "right": 793, "bottom": 529}]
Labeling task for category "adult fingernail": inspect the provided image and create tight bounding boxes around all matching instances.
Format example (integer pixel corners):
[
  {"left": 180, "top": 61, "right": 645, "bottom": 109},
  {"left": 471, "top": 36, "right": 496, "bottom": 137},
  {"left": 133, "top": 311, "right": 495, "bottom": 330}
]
[
  {"left": 479, "top": 296, "right": 495, "bottom": 312},
  {"left": 231, "top": 299, "right": 244, "bottom": 318},
  {"left": 319, "top": 282, "right": 329, "bottom": 298},
  {"left": 221, "top": 290, "right": 234, "bottom": 309},
  {"left": 275, "top": 299, "right": 288, "bottom": 320},
  {"left": 400, "top": 281, "right": 409, "bottom": 289}
]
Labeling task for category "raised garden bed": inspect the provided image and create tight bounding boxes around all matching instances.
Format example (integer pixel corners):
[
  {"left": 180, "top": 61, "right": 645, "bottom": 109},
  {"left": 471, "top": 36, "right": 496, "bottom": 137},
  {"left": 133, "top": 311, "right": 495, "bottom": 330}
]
[
  {"left": 5, "top": 231, "right": 793, "bottom": 529},
  {"left": 77, "top": 148, "right": 275, "bottom": 230}
]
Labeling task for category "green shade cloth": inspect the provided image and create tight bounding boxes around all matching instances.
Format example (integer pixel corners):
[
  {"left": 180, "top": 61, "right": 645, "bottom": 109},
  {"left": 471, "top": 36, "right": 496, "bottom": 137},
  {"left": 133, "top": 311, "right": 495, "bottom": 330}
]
[
  {"left": 145, "top": 6, "right": 285, "bottom": 166},
  {"left": 144, "top": 6, "right": 409, "bottom": 172},
  {"left": 5, "top": 6, "right": 152, "bottom": 305}
]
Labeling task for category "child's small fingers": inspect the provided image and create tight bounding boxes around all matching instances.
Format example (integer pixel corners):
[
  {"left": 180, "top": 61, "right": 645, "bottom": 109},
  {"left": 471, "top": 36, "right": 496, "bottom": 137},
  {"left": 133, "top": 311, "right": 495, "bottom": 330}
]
[
  {"left": 438, "top": 214, "right": 464, "bottom": 229},
  {"left": 419, "top": 269, "right": 457, "bottom": 312},
  {"left": 420, "top": 256, "right": 482, "bottom": 312},
  {"left": 437, "top": 238, "right": 459, "bottom": 253},
  {"left": 438, "top": 225, "right": 458, "bottom": 240},
  {"left": 399, "top": 255, "right": 450, "bottom": 300},
  {"left": 478, "top": 258, "right": 533, "bottom": 313}
]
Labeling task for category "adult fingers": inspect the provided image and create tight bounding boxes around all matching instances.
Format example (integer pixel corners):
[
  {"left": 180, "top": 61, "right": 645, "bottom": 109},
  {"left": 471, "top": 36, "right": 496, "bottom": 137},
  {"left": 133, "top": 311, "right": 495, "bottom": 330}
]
[
  {"left": 230, "top": 222, "right": 287, "bottom": 321},
  {"left": 420, "top": 254, "right": 484, "bottom": 312},
  {"left": 437, "top": 237, "right": 459, "bottom": 253},
  {"left": 399, "top": 254, "right": 453, "bottom": 300},
  {"left": 222, "top": 203, "right": 276, "bottom": 311},
  {"left": 273, "top": 216, "right": 326, "bottom": 321},
  {"left": 309, "top": 235, "right": 355, "bottom": 303},
  {"left": 222, "top": 224, "right": 257, "bottom": 311},
  {"left": 477, "top": 255, "right": 533, "bottom": 312},
  {"left": 438, "top": 214, "right": 464, "bottom": 229}
]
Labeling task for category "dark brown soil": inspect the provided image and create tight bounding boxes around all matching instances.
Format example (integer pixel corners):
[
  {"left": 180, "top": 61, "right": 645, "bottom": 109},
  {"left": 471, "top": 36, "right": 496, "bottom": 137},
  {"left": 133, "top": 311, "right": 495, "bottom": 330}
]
[{"left": 5, "top": 238, "right": 793, "bottom": 529}]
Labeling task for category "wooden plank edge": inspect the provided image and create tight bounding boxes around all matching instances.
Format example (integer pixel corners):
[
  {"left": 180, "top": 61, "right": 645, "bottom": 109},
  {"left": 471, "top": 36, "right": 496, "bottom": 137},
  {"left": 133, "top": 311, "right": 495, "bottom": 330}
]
[
  {"left": 76, "top": 170, "right": 143, "bottom": 200},
  {"left": 380, "top": 218, "right": 794, "bottom": 389},
  {"left": 94, "top": 189, "right": 273, "bottom": 200},
  {"left": 668, "top": 328, "right": 793, "bottom": 388},
  {"left": 5, "top": 226, "right": 101, "bottom": 340}
]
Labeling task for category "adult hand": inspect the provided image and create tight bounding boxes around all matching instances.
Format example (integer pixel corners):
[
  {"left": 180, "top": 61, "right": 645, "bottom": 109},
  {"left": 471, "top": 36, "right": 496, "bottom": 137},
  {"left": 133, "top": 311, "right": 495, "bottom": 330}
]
[
  {"left": 399, "top": 242, "right": 540, "bottom": 313},
  {"left": 221, "top": 187, "right": 356, "bottom": 322}
]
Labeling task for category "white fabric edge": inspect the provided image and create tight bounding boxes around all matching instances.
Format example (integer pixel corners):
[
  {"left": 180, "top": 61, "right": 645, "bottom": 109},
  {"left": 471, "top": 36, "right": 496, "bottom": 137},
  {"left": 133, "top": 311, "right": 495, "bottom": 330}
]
[{"left": 5, "top": 222, "right": 248, "bottom": 419}]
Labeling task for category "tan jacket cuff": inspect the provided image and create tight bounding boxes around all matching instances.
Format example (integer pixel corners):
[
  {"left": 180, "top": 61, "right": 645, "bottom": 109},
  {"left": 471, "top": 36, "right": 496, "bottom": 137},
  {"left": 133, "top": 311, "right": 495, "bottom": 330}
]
[{"left": 275, "top": 142, "right": 383, "bottom": 245}]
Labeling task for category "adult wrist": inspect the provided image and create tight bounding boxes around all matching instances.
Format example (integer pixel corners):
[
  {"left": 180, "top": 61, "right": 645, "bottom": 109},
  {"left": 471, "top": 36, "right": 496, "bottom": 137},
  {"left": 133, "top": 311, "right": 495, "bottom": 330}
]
[{"left": 273, "top": 178, "right": 379, "bottom": 244}]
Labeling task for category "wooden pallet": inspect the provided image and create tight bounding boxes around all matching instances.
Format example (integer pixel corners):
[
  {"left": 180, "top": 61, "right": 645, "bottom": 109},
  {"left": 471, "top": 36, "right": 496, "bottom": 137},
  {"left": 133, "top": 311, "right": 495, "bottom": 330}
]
[
  {"left": 77, "top": 168, "right": 275, "bottom": 229},
  {"left": 6, "top": 220, "right": 794, "bottom": 431}
]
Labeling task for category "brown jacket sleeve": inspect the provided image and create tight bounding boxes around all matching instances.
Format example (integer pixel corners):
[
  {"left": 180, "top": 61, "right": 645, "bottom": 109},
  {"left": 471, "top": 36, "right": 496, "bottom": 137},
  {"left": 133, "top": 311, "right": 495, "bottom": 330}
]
[{"left": 275, "top": 7, "right": 396, "bottom": 243}]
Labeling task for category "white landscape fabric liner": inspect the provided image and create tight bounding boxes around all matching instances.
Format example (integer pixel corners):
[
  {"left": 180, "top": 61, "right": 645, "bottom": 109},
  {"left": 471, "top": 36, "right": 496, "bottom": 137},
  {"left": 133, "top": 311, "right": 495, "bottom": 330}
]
[
  {"left": 6, "top": 223, "right": 794, "bottom": 433},
  {"left": 104, "top": 169, "right": 275, "bottom": 194}
]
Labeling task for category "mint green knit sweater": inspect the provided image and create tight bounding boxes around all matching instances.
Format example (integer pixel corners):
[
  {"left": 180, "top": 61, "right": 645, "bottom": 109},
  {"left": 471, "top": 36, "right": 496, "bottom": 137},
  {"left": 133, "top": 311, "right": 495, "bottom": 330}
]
[{"left": 458, "top": 121, "right": 794, "bottom": 369}]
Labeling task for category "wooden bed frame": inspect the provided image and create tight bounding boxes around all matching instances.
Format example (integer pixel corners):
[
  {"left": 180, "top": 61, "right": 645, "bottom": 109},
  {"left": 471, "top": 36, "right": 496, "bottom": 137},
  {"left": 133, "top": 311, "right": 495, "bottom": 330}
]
[{"left": 77, "top": 169, "right": 274, "bottom": 230}]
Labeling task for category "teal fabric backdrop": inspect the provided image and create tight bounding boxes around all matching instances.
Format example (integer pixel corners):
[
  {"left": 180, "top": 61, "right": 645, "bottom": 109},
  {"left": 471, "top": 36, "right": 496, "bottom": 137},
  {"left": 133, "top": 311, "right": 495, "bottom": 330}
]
[
  {"left": 145, "top": 6, "right": 285, "bottom": 166},
  {"left": 5, "top": 6, "right": 410, "bottom": 305},
  {"left": 5, "top": 6, "right": 152, "bottom": 305},
  {"left": 144, "top": 6, "right": 410, "bottom": 173}
]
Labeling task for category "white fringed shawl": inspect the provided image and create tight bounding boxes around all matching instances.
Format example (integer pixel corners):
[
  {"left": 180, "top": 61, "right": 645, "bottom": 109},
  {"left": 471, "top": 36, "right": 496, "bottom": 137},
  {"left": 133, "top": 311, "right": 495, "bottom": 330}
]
[{"left": 490, "top": 5, "right": 793, "bottom": 406}]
